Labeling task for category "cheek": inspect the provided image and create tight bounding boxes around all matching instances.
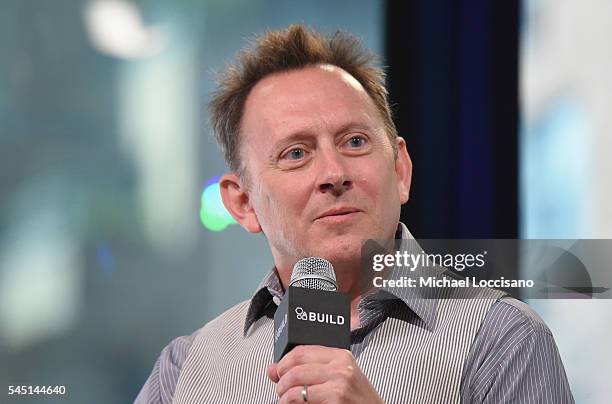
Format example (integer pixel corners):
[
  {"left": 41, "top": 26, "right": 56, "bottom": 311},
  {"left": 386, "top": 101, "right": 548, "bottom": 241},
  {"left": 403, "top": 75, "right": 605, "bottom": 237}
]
[
  {"left": 362, "top": 162, "right": 398, "bottom": 198},
  {"left": 256, "top": 178, "right": 309, "bottom": 223}
]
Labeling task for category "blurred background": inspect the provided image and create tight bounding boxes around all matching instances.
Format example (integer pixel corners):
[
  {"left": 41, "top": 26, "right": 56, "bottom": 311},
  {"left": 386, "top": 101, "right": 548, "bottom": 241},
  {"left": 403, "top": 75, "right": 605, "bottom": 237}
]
[{"left": 0, "top": 0, "right": 610, "bottom": 402}]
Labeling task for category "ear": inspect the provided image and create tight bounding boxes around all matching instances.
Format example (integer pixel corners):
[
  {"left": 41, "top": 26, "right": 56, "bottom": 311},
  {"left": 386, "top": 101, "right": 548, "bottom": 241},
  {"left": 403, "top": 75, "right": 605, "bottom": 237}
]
[
  {"left": 219, "top": 173, "right": 262, "bottom": 233},
  {"left": 394, "top": 137, "right": 412, "bottom": 204}
]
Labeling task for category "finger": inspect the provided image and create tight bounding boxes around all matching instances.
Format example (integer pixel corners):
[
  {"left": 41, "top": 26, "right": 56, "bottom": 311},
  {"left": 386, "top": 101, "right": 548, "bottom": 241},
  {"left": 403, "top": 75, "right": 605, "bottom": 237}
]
[
  {"left": 276, "top": 363, "right": 330, "bottom": 397},
  {"left": 278, "top": 383, "right": 322, "bottom": 404},
  {"left": 277, "top": 345, "right": 350, "bottom": 378},
  {"left": 267, "top": 363, "right": 280, "bottom": 383}
]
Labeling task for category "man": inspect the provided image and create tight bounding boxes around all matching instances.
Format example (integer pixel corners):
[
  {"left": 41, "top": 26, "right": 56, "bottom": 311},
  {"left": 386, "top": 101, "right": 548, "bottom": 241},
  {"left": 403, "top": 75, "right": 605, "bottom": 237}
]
[{"left": 136, "top": 25, "right": 573, "bottom": 403}]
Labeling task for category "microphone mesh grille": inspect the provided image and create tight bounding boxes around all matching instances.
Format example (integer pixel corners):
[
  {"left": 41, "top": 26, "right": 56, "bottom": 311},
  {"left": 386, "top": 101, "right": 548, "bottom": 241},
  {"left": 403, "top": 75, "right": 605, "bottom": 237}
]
[{"left": 289, "top": 257, "right": 337, "bottom": 291}]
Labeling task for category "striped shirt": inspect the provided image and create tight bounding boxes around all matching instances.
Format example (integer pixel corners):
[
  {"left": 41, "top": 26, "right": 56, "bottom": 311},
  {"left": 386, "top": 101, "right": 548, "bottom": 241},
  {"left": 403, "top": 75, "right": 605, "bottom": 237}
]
[{"left": 135, "top": 226, "right": 574, "bottom": 403}]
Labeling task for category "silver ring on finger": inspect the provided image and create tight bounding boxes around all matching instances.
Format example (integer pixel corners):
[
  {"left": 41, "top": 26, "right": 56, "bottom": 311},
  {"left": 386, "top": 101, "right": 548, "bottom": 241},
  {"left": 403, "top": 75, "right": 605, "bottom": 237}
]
[{"left": 301, "top": 384, "right": 308, "bottom": 402}]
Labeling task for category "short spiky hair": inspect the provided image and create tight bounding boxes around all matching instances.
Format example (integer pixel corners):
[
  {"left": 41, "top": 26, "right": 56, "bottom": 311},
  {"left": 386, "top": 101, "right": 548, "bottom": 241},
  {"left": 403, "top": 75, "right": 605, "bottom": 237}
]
[{"left": 209, "top": 24, "right": 397, "bottom": 174}]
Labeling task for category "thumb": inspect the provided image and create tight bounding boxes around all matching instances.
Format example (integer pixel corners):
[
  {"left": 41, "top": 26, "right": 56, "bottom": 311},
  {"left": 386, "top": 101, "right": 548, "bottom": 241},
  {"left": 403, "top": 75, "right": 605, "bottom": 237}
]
[{"left": 266, "top": 363, "right": 280, "bottom": 383}]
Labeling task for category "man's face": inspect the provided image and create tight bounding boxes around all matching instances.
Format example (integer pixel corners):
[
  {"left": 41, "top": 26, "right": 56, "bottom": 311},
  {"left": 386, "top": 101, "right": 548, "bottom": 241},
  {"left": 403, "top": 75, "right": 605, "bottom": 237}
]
[{"left": 232, "top": 65, "right": 411, "bottom": 274}]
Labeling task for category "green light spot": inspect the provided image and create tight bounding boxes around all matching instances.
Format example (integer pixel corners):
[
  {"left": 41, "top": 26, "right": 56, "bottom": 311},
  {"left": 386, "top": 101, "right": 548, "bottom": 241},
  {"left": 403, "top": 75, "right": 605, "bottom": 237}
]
[{"left": 200, "top": 182, "right": 236, "bottom": 232}]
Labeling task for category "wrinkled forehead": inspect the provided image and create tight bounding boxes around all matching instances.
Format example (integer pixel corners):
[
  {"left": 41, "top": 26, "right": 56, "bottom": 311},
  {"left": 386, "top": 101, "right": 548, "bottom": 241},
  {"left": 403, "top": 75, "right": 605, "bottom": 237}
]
[{"left": 238, "top": 64, "right": 381, "bottom": 156}]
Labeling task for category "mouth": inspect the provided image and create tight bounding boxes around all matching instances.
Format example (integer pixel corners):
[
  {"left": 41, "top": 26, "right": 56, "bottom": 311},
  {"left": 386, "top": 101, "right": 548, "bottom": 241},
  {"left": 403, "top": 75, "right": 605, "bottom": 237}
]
[{"left": 315, "top": 207, "right": 363, "bottom": 222}]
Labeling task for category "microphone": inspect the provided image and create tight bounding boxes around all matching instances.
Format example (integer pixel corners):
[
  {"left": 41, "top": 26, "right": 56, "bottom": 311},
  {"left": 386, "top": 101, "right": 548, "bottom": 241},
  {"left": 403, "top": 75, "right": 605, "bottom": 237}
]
[{"left": 273, "top": 257, "right": 351, "bottom": 362}]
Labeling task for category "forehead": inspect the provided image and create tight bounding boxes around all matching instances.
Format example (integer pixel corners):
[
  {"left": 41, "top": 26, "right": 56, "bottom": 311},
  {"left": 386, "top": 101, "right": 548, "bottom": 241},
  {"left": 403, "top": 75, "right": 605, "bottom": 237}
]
[{"left": 240, "top": 64, "right": 381, "bottom": 145}]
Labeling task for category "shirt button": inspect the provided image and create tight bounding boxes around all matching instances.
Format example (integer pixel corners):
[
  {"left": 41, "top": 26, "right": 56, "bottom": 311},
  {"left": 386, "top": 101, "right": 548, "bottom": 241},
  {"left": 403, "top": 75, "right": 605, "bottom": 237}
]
[{"left": 272, "top": 296, "right": 281, "bottom": 306}]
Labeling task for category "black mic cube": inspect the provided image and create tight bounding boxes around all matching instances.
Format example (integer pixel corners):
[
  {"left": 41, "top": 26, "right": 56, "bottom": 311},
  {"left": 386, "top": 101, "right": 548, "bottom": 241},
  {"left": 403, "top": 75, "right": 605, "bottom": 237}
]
[{"left": 273, "top": 286, "right": 351, "bottom": 362}]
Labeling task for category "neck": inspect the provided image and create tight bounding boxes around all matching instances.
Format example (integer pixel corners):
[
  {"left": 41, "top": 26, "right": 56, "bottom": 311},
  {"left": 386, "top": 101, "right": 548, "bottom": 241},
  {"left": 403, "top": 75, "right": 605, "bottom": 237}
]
[{"left": 349, "top": 294, "right": 362, "bottom": 330}]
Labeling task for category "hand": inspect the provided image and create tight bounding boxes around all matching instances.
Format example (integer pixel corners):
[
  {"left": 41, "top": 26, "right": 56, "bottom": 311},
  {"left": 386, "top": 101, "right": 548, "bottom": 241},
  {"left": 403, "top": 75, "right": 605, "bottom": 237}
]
[{"left": 267, "top": 345, "right": 384, "bottom": 404}]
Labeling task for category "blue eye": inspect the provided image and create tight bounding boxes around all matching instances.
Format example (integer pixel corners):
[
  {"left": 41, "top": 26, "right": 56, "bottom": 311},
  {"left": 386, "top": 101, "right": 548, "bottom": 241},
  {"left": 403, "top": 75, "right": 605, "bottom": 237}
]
[
  {"left": 286, "top": 148, "right": 305, "bottom": 160},
  {"left": 348, "top": 136, "right": 365, "bottom": 148}
]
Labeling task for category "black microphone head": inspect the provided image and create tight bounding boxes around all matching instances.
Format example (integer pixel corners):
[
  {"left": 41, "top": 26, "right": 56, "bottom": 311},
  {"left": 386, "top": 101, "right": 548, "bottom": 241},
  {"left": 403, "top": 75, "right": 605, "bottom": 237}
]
[{"left": 289, "top": 257, "right": 337, "bottom": 291}]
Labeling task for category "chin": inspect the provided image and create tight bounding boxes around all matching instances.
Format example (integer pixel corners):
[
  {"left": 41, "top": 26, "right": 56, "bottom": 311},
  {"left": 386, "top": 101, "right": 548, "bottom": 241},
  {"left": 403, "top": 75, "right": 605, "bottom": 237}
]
[{"left": 314, "top": 240, "right": 363, "bottom": 267}]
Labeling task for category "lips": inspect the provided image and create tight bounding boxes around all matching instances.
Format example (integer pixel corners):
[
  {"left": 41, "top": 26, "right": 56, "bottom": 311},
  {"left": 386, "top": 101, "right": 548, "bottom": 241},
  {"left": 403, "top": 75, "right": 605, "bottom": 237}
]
[{"left": 315, "top": 207, "right": 362, "bottom": 220}]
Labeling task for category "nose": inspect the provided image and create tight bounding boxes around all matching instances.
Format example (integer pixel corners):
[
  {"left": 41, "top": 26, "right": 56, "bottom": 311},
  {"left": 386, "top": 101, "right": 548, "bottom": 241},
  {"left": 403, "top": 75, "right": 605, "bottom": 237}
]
[{"left": 316, "top": 148, "right": 352, "bottom": 196}]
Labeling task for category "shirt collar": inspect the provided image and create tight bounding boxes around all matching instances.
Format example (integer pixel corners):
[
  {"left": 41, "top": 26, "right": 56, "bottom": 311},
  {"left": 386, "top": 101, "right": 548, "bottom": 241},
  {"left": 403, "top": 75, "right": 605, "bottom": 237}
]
[
  {"left": 243, "top": 222, "right": 438, "bottom": 336},
  {"left": 376, "top": 222, "right": 439, "bottom": 331},
  {"left": 243, "top": 269, "right": 284, "bottom": 336}
]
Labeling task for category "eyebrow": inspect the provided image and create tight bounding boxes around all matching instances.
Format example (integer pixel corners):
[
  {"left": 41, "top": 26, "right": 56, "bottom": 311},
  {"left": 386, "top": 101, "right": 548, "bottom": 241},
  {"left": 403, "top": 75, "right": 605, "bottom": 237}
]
[{"left": 269, "top": 122, "right": 376, "bottom": 157}]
